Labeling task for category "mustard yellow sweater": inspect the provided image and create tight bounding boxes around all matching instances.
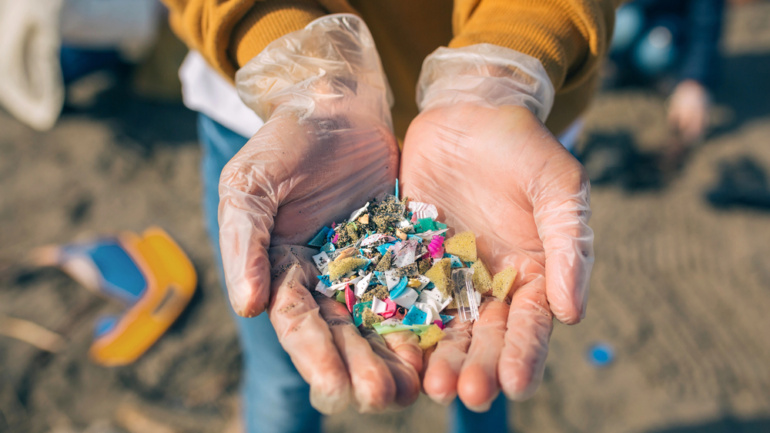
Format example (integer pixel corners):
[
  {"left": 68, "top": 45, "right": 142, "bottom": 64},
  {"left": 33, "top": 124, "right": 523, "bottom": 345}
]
[{"left": 162, "top": 0, "right": 621, "bottom": 136}]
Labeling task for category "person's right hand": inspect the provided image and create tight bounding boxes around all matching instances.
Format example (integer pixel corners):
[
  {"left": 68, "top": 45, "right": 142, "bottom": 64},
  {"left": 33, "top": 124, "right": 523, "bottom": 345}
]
[
  {"left": 218, "top": 14, "right": 422, "bottom": 414},
  {"left": 668, "top": 79, "right": 710, "bottom": 143}
]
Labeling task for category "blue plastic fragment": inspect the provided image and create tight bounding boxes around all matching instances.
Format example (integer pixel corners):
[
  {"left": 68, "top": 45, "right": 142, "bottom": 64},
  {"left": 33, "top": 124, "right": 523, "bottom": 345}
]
[
  {"left": 403, "top": 305, "right": 428, "bottom": 326},
  {"left": 440, "top": 314, "right": 454, "bottom": 324},
  {"left": 587, "top": 342, "right": 615, "bottom": 367},
  {"left": 309, "top": 227, "right": 331, "bottom": 247},
  {"left": 376, "top": 242, "right": 395, "bottom": 256},
  {"left": 406, "top": 235, "right": 424, "bottom": 243},
  {"left": 395, "top": 179, "right": 399, "bottom": 199},
  {"left": 389, "top": 277, "right": 408, "bottom": 299},
  {"left": 317, "top": 275, "right": 331, "bottom": 286}
]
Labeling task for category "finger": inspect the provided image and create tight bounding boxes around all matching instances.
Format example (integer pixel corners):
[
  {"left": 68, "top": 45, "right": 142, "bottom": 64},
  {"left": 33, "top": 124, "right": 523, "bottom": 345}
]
[
  {"left": 382, "top": 330, "right": 423, "bottom": 373},
  {"left": 267, "top": 246, "right": 351, "bottom": 414},
  {"left": 530, "top": 167, "right": 594, "bottom": 324},
  {"left": 219, "top": 152, "right": 283, "bottom": 317},
  {"left": 499, "top": 274, "right": 554, "bottom": 401},
  {"left": 315, "top": 296, "right": 398, "bottom": 413},
  {"left": 422, "top": 316, "right": 472, "bottom": 405},
  {"left": 457, "top": 298, "right": 509, "bottom": 412},
  {"left": 367, "top": 330, "right": 422, "bottom": 408}
]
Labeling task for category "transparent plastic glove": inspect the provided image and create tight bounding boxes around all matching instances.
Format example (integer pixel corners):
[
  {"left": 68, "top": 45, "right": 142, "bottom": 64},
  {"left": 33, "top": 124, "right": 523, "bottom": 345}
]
[
  {"left": 221, "top": 14, "right": 419, "bottom": 413},
  {"left": 668, "top": 79, "right": 710, "bottom": 143},
  {"left": 402, "top": 45, "right": 594, "bottom": 410}
]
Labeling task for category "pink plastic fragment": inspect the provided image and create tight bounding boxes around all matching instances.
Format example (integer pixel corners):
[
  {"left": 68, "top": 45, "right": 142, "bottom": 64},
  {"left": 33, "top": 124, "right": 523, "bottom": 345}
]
[
  {"left": 381, "top": 299, "right": 398, "bottom": 319},
  {"left": 434, "top": 319, "right": 445, "bottom": 330},
  {"left": 345, "top": 285, "right": 356, "bottom": 313},
  {"left": 332, "top": 233, "right": 339, "bottom": 244},
  {"left": 427, "top": 235, "right": 445, "bottom": 259},
  {"left": 411, "top": 213, "right": 418, "bottom": 223}
]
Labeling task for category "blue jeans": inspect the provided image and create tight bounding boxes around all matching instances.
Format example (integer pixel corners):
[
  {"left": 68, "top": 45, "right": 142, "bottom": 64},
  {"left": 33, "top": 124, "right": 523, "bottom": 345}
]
[{"left": 197, "top": 113, "right": 509, "bottom": 433}]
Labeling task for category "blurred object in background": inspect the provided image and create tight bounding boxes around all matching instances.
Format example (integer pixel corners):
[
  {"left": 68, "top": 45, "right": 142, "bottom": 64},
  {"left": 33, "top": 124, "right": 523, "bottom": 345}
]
[
  {"left": 707, "top": 155, "right": 770, "bottom": 210},
  {"left": 31, "top": 227, "right": 197, "bottom": 366},
  {"left": 0, "top": 0, "right": 164, "bottom": 131},
  {"left": 606, "top": 0, "right": 725, "bottom": 146}
]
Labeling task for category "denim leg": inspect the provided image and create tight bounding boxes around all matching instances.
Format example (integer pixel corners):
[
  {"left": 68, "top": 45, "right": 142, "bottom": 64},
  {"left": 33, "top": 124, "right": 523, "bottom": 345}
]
[
  {"left": 198, "top": 113, "right": 321, "bottom": 433},
  {"left": 449, "top": 394, "right": 510, "bottom": 433}
]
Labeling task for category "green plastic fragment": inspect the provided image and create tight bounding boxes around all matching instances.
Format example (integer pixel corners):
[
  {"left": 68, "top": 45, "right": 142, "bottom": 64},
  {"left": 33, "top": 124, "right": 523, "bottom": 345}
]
[
  {"left": 335, "top": 290, "right": 346, "bottom": 304},
  {"left": 372, "top": 322, "right": 432, "bottom": 335}
]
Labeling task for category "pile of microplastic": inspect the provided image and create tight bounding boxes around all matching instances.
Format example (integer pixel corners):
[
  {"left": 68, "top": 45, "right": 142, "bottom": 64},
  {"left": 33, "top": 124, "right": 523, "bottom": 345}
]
[{"left": 309, "top": 192, "right": 518, "bottom": 350}]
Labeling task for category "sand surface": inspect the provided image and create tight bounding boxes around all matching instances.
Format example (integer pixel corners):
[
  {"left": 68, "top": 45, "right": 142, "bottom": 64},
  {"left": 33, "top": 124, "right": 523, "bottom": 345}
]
[{"left": 1, "top": 3, "right": 770, "bottom": 433}]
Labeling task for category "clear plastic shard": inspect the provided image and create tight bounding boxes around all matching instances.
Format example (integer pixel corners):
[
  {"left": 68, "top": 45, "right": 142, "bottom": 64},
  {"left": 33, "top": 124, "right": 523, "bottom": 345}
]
[{"left": 451, "top": 268, "right": 479, "bottom": 322}]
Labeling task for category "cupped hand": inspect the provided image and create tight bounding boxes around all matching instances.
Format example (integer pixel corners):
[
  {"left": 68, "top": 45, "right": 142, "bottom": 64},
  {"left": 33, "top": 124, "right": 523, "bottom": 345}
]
[
  {"left": 400, "top": 103, "right": 594, "bottom": 410},
  {"left": 218, "top": 108, "right": 422, "bottom": 414}
]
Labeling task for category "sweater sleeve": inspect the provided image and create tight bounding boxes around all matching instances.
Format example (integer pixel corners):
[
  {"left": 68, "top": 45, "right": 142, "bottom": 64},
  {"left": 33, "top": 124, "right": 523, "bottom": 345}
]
[
  {"left": 161, "top": 0, "right": 327, "bottom": 80},
  {"left": 449, "top": 0, "right": 622, "bottom": 93}
]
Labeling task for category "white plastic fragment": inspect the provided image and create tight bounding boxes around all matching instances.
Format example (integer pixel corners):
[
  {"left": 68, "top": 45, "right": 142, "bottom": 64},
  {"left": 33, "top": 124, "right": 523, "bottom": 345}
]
[
  {"left": 312, "top": 251, "right": 331, "bottom": 274},
  {"left": 384, "top": 270, "right": 401, "bottom": 289},
  {"left": 349, "top": 202, "right": 369, "bottom": 221},
  {"left": 371, "top": 297, "right": 387, "bottom": 314},
  {"left": 413, "top": 228, "right": 449, "bottom": 241},
  {"left": 451, "top": 268, "right": 479, "bottom": 322},
  {"left": 392, "top": 288, "right": 419, "bottom": 308},
  {"left": 408, "top": 201, "right": 439, "bottom": 220},
  {"left": 315, "top": 280, "right": 336, "bottom": 297},
  {"left": 392, "top": 239, "right": 419, "bottom": 268},
  {"left": 328, "top": 275, "right": 362, "bottom": 292},
  {"left": 355, "top": 273, "right": 373, "bottom": 297}
]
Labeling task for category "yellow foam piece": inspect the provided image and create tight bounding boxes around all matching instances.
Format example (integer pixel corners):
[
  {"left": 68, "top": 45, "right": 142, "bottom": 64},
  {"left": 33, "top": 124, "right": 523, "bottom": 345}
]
[
  {"left": 492, "top": 267, "right": 518, "bottom": 301},
  {"left": 444, "top": 231, "right": 477, "bottom": 262},
  {"left": 328, "top": 257, "right": 368, "bottom": 281},
  {"left": 424, "top": 258, "right": 453, "bottom": 298},
  {"left": 418, "top": 324, "right": 445, "bottom": 350},
  {"left": 471, "top": 259, "right": 493, "bottom": 295}
]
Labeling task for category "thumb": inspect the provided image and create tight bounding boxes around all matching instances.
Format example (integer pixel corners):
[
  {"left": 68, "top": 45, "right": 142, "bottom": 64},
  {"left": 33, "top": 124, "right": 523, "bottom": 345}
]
[
  {"left": 530, "top": 163, "right": 594, "bottom": 325},
  {"left": 218, "top": 155, "right": 285, "bottom": 317}
]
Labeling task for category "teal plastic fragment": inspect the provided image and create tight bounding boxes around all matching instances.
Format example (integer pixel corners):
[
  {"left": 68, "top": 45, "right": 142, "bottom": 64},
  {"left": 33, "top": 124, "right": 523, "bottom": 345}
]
[
  {"left": 389, "top": 277, "right": 408, "bottom": 299},
  {"left": 414, "top": 218, "right": 437, "bottom": 233},
  {"left": 321, "top": 242, "right": 336, "bottom": 253},
  {"left": 440, "top": 314, "right": 454, "bottom": 324},
  {"left": 308, "top": 227, "right": 331, "bottom": 247},
  {"left": 395, "top": 178, "right": 399, "bottom": 199},
  {"left": 406, "top": 234, "right": 424, "bottom": 243},
  {"left": 353, "top": 301, "right": 373, "bottom": 327},
  {"left": 403, "top": 305, "right": 428, "bottom": 326}
]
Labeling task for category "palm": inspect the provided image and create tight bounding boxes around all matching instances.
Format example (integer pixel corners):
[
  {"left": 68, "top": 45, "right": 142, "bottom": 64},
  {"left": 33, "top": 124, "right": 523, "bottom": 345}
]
[
  {"left": 219, "top": 110, "right": 423, "bottom": 413},
  {"left": 401, "top": 103, "right": 593, "bottom": 408}
]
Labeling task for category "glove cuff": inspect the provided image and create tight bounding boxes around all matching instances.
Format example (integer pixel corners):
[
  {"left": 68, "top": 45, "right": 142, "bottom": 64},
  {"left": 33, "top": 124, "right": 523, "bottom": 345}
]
[
  {"left": 235, "top": 14, "right": 393, "bottom": 124},
  {"left": 416, "top": 44, "right": 555, "bottom": 122}
]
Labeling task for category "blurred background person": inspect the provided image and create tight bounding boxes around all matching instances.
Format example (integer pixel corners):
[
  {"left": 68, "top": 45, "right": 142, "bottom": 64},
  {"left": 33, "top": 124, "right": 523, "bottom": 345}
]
[
  {"left": 606, "top": 0, "right": 726, "bottom": 144},
  {"left": 0, "top": 0, "right": 163, "bottom": 131}
]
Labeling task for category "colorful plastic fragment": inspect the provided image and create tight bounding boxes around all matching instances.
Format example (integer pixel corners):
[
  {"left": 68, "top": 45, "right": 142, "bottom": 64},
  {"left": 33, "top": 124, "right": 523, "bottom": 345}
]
[
  {"left": 427, "top": 235, "right": 445, "bottom": 259},
  {"left": 307, "top": 191, "right": 520, "bottom": 349}
]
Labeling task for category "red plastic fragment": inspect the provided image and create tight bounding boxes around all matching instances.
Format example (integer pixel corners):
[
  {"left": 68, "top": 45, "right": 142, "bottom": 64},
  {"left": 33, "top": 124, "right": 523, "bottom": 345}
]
[{"left": 345, "top": 284, "right": 356, "bottom": 313}]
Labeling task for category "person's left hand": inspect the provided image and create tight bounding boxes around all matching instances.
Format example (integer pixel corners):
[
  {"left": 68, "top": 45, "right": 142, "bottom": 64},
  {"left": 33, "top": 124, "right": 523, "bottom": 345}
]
[
  {"left": 401, "top": 102, "right": 594, "bottom": 411},
  {"left": 668, "top": 79, "right": 710, "bottom": 143}
]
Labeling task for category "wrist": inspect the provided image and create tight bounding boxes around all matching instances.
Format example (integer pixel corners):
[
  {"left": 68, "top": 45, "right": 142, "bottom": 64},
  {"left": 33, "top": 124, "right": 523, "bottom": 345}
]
[
  {"left": 416, "top": 44, "right": 554, "bottom": 122},
  {"left": 235, "top": 14, "right": 392, "bottom": 124}
]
